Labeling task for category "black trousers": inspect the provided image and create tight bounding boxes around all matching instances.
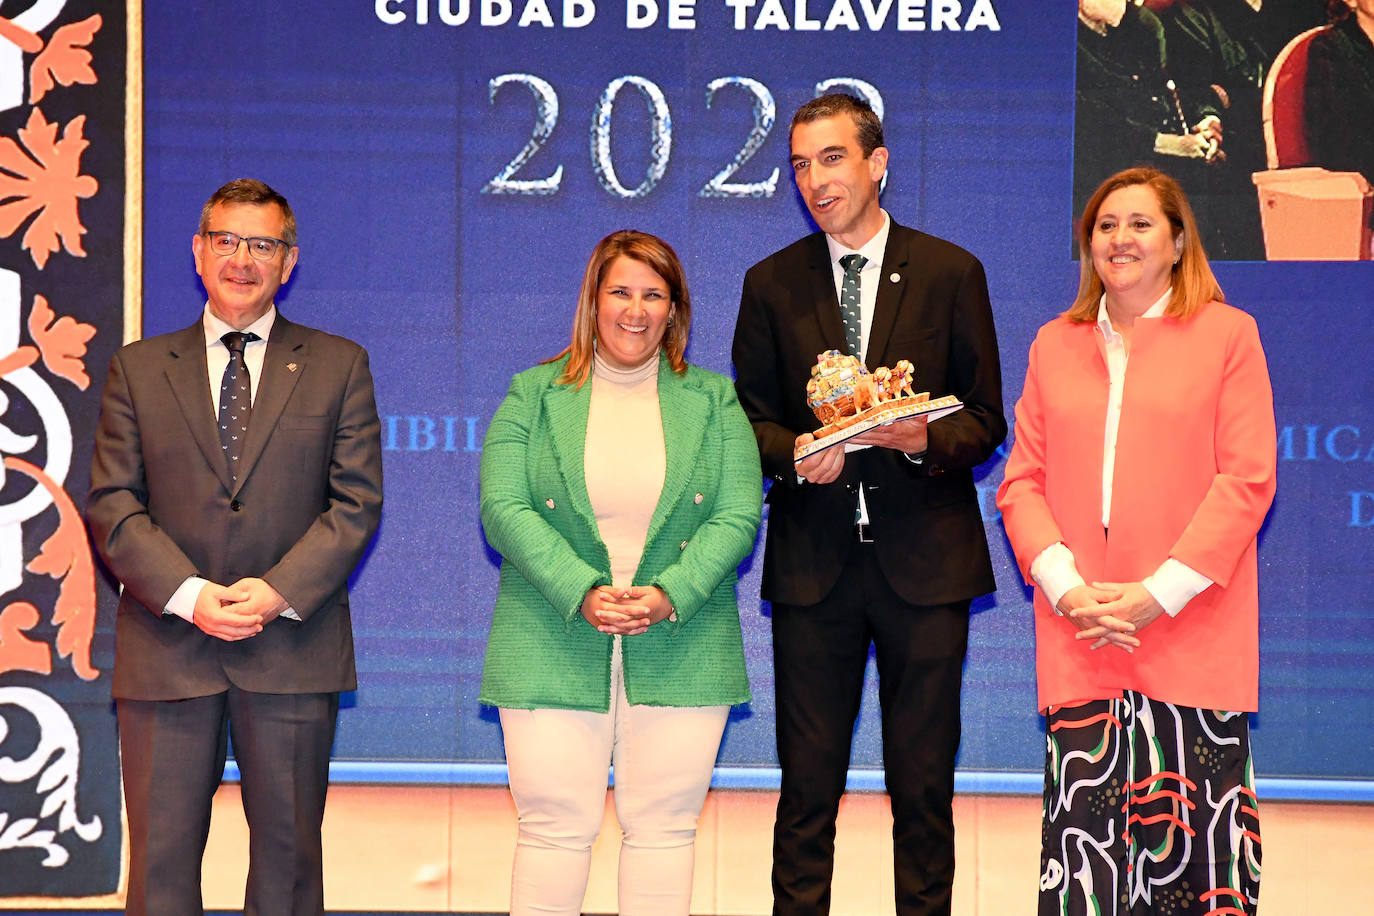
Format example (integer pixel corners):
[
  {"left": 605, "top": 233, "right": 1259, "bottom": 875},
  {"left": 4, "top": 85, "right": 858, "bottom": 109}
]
[
  {"left": 771, "top": 539, "right": 970, "bottom": 916},
  {"left": 117, "top": 686, "right": 339, "bottom": 916}
]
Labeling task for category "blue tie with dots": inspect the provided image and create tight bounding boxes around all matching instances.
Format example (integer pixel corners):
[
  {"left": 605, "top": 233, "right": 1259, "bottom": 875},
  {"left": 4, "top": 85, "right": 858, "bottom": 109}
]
[
  {"left": 839, "top": 253, "right": 867, "bottom": 359},
  {"left": 218, "top": 331, "right": 259, "bottom": 481}
]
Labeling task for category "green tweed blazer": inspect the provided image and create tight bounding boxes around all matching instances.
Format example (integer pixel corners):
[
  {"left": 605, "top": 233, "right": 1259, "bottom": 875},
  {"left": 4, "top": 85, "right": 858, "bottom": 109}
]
[{"left": 479, "top": 354, "right": 762, "bottom": 710}]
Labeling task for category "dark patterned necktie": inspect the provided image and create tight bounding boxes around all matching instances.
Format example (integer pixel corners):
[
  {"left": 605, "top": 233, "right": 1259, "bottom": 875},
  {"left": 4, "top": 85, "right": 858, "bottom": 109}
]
[
  {"left": 218, "top": 331, "right": 259, "bottom": 480},
  {"left": 839, "top": 253, "right": 867, "bottom": 358}
]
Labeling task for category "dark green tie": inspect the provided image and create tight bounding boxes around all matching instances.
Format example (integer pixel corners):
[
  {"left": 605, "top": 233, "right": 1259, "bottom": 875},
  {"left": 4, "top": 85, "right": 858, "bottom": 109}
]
[{"left": 839, "top": 253, "right": 867, "bottom": 358}]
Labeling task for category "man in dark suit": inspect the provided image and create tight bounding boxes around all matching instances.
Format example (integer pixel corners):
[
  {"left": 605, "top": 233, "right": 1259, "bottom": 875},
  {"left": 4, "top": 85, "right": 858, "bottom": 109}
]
[
  {"left": 88, "top": 179, "right": 383, "bottom": 916},
  {"left": 732, "top": 95, "right": 1004, "bottom": 916}
]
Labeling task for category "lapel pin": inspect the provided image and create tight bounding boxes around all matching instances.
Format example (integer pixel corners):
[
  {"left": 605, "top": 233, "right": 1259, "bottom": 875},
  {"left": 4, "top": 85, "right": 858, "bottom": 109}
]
[
  {"left": 287, "top": 362, "right": 298, "bottom": 372},
  {"left": 889, "top": 272, "right": 900, "bottom": 283}
]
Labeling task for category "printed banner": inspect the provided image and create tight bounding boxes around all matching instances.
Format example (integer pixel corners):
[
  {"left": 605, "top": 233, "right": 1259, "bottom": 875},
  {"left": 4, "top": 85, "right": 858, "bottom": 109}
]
[
  {"left": 134, "top": 2, "right": 1374, "bottom": 785},
  {"left": 0, "top": 0, "right": 131, "bottom": 898}
]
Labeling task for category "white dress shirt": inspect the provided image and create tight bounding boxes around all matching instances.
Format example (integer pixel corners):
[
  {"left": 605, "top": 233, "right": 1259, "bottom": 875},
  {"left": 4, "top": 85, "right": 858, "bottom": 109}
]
[
  {"left": 164, "top": 305, "right": 300, "bottom": 621},
  {"left": 817, "top": 212, "right": 892, "bottom": 524},
  {"left": 1029, "top": 291, "right": 1212, "bottom": 617},
  {"left": 825, "top": 212, "right": 891, "bottom": 365}
]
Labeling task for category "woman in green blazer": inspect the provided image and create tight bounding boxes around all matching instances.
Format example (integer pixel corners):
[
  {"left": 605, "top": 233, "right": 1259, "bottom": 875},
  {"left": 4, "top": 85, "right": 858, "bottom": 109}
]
[{"left": 480, "top": 230, "right": 762, "bottom": 916}]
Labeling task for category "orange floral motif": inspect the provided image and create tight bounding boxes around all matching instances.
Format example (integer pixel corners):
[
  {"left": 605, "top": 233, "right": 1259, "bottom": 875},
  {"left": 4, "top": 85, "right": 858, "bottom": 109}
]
[
  {"left": 29, "top": 15, "right": 102, "bottom": 105},
  {"left": 29, "top": 294, "right": 96, "bottom": 390},
  {"left": 0, "top": 601, "right": 53, "bottom": 676},
  {"left": 0, "top": 16, "right": 43, "bottom": 55},
  {"left": 5, "top": 456, "right": 98, "bottom": 682},
  {"left": 0, "top": 344, "right": 39, "bottom": 378},
  {"left": 0, "top": 107, "right": 100, "bottom": 269}
]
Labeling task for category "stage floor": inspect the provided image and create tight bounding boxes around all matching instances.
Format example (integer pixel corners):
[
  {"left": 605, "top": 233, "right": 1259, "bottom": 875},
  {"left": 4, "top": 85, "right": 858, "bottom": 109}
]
[{"left": 6, "top": 785, "right": 1370, "bottom": 913}]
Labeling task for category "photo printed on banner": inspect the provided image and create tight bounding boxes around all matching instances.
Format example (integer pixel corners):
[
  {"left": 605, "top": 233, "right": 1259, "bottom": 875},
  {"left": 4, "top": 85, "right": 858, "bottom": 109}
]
[{"left": 1071, "top": 0, "right": 1374, "bottom": 260}]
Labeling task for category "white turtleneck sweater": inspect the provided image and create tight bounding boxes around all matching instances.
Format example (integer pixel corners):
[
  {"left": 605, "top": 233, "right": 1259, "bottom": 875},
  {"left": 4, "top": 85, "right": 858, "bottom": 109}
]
[{"left": 584, "top": 351, "right": 667, "bottom": 588}]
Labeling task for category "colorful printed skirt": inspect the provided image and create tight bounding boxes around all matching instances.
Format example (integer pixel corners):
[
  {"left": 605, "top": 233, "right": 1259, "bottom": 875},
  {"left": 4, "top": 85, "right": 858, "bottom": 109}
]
[{"left": 1039, "top": 692, "right": 1261, "bottom": 915}]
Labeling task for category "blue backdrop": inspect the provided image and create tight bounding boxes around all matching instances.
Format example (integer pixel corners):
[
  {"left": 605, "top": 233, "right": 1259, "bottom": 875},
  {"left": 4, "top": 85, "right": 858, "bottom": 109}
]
[{"left": 140, "top": 2, "right": 1373, "bottom": 786}]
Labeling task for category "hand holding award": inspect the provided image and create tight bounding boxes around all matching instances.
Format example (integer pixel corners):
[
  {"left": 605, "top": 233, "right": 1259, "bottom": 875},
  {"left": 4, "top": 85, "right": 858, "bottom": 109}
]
[{"left": 793, "top": 350, "right": 963, "bottom": 463}]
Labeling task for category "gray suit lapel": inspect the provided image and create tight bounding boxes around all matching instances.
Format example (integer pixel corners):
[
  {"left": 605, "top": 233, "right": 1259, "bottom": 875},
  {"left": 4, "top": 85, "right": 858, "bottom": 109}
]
[
  {"left": 164, "top": 322, "right": 234, "bottom": 493},
  {"left": 235, "top": 317, "right": 306, "bottom": 493}
]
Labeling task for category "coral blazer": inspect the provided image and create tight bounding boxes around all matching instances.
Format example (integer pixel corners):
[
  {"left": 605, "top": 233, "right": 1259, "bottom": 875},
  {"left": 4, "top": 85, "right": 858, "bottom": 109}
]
[{"left": 997, "top": 302, "right": 1276, "bottom": 712}]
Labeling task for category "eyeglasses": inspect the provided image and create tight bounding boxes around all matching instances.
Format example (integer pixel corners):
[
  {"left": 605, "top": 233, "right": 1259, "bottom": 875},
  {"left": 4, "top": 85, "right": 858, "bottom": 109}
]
[{"left": 203, "top": 231, "right": 290, "bottom": 261}]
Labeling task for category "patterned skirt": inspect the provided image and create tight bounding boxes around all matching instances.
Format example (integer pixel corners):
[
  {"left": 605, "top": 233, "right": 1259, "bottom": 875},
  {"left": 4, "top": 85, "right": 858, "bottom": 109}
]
[{"left": 1039, "top": 691, "right": 1261, "bottom": 915}]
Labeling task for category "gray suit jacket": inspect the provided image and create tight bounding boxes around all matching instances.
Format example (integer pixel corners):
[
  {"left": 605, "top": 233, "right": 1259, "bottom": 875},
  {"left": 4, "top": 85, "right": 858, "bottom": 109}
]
[{"left": 88, "top": 315, "right": 383, "bottom": 700}]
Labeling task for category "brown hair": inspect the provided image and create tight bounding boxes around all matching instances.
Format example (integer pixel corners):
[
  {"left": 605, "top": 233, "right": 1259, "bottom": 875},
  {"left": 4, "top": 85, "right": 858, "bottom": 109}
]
[
  {"left": 198, "top": 178, "right": 297, "bottom": 246},
  {"left": 790, "top": 94, "right": 884, "bottom": 157},
  {"left": 1066, "top": 167, "right": 1223, "bottom": 323},
  {"left": 552, "top": 230, "right": 691, "bottom": 388}
]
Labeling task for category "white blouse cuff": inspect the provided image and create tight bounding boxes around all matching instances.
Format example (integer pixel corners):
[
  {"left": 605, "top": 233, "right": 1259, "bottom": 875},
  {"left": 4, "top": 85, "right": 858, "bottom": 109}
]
[
  {"left": 1143, "top": 558, "right": 1213, "bottom": 617},
  {"left": 1029, "top": 542, "right": 1086, "bottom": 614}
]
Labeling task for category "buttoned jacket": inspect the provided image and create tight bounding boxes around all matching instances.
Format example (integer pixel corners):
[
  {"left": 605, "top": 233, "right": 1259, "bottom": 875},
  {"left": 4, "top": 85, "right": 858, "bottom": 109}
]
[
  {"left": 479, "top": 354, "right": 761, "bottom": 710},
  {"left": 733, "top": 222, "right": 1005, "bottom": 607},
  {"left": 88, "top": 316, "right": 384, "bottom": 700}
]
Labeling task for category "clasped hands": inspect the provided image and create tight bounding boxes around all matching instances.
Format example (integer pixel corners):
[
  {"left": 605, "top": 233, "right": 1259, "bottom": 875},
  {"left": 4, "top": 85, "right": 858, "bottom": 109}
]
[
  {"left": 795, "top": 415, "right": 929, "bottom": 485},
  {"left": 1057, "top": 582, "right": 1166, "bottom": 653},
  {"left": 193, "top": 577, "right": 289, "bottom": 641},
  {"left": 581, "top": 585, "right": 674, "bottom": 636}
]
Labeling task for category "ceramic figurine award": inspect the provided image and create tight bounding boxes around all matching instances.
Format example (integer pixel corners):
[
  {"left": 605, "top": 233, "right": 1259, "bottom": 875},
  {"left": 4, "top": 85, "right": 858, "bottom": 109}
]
[{"left": 793, "top": 350, "right": 963, "bottom": 463}]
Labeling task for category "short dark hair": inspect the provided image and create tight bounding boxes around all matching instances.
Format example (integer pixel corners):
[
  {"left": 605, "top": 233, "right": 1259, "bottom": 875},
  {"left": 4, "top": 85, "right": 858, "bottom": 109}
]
[
  {"left": 198, "top": 178, "right": 297, "bottom": 246},
  {"left": 790, "top": 94, "right": 884, "bottom": 157},
  {"left": 1326, "top": 0, "right": 1351, "bottom": 22}
]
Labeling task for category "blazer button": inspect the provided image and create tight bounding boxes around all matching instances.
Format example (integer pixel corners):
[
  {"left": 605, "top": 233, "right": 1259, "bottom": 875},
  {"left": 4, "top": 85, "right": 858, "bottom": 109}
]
[
  {"left": 230, "top": 500, "right": 243, "bottom": 512},
  {"left": 679, "top": 540, "right": 688, "bottom": 550},
  {"left": 545, "top": 498, "right": 555, "bottom": 509},
  {"left": 694, "top": 493, "right": 704, "bottom": 504}
]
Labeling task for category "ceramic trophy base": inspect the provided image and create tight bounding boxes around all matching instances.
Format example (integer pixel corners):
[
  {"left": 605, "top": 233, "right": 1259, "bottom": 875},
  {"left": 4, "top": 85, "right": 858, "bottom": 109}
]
[{"left": 793, "top": 394, "right": 964, "bottom": 463}]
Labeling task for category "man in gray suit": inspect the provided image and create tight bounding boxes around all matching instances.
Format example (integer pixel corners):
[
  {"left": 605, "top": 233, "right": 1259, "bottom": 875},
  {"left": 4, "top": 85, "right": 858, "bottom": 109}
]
[{"left": 88, "top": 179, "right": 383, "bottom": 916}]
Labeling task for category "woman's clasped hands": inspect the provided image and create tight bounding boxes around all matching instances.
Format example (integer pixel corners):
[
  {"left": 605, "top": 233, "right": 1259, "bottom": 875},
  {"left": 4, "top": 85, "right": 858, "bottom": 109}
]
[
  {"left": 1056, "top": 581, "right": 1166, "bottom": 653},
  {"left": 580, "top": 585, "right": 674, "bottom": 636}
]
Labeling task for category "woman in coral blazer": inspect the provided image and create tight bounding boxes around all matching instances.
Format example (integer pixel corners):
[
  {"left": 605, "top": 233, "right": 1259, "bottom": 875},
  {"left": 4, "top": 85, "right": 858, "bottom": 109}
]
[
  {"left": 480, "top": 231, "right": 761, "bottom": 916},
  {"left": 998, "top": 168, "right": 1276, "bottom": 916}
]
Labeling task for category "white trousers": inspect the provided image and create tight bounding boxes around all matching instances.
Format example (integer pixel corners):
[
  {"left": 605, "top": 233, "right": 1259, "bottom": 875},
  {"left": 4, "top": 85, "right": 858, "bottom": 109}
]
[{"left": 499, "top": 641, "right": 730, "bottom": 916}]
